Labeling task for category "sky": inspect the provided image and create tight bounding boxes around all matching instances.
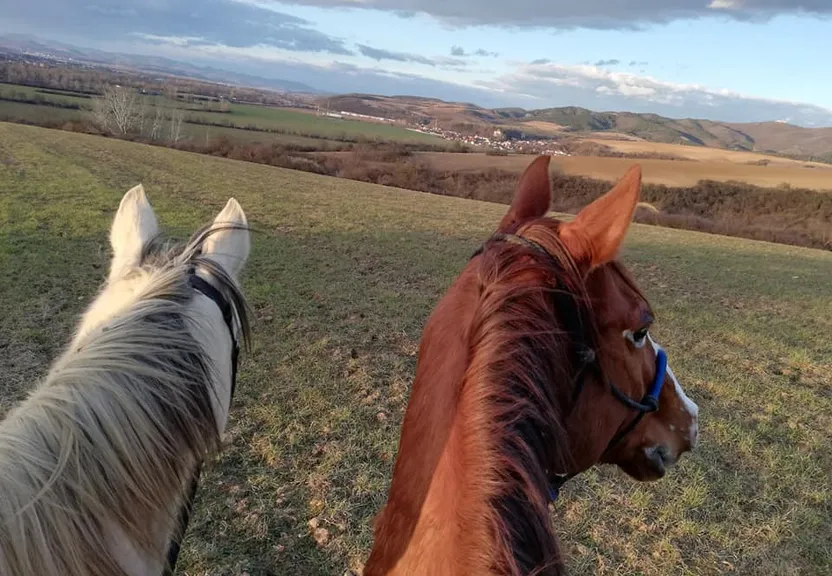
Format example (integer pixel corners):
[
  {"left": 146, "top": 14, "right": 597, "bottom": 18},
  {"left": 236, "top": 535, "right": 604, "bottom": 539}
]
[{"left": 2, "top": 1, "right": 832, "bottom": 126}]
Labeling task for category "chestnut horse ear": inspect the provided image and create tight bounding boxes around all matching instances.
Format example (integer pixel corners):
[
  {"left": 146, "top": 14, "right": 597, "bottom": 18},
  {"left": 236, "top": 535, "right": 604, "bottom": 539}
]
[
  {"left": 497, "top": 155, "right": 552, "bottom": 233},
  {"left": 560, "top": 164, "right": 642, "bottom": 271}
]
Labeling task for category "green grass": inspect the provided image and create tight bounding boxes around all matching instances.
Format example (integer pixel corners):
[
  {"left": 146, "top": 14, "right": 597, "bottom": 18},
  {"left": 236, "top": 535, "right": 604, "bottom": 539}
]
[
  {"left": 0, "top": 88, "right": 448, "bottom": 149},
  {"left": 177, "top": 122, "right": 350, "bottom": 150},
  {"left": 0, "top": 96, "right": 349, "bottom": 150},
  {"left": 186, "top": 104, "right": 449, "bottom": 146},
  {"left": 0, "top": 98, "right": 83, "bottom": 125},
  {"left": 1, "top": 122, "right": 830, "bottom": 575},
  {"left": 0, "top": 82, "right": 93, "bottom": 107}
]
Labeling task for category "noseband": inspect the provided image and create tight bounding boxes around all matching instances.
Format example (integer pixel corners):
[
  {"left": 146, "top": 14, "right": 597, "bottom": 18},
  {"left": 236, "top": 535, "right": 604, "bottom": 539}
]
[
  {"left": 471, "top": 233, "right": 669, "bottom": 501},
  {"left": 163, "top": 272, "right": 240, "bottom": 575}
]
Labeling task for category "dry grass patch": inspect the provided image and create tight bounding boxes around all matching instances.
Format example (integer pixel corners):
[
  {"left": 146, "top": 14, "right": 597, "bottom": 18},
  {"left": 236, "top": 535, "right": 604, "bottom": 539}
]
[
  {"left": 581, "top": 138, "right": 831, "bottom": 168},
  {"left": 419, "top": 151, "right": 832, "bottom": 189}
]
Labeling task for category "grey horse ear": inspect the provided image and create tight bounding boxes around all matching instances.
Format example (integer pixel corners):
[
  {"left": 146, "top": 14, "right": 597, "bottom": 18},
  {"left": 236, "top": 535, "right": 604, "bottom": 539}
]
[
  {"left": 109, "top": 184, "right": 159, "bottom": 282},
  {"left": 201, "top": 198, "right": 250, "bottom": 279}
]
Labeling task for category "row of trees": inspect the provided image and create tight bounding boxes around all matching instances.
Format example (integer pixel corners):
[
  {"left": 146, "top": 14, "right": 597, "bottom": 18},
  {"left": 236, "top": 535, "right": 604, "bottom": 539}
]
[
  {"left": 0, "top": 60, "right": 295, "bottom": 106},
  {"left": 90, "top": 85, "right": 184, "bottom": 142}
]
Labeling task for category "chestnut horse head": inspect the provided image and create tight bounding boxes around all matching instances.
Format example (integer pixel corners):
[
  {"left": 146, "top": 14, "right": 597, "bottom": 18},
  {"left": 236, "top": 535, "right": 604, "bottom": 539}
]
[{"left": 365, "top": 156, "right": 699, "bottom": 575}]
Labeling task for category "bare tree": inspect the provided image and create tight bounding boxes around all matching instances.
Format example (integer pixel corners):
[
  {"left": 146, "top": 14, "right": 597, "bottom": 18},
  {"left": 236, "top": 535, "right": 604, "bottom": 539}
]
[
  {"left": 168, "top": 107, "right": 184, "bottom": 143},
  {"left": 92, "top": 85, "right": 141, "bottom": 136},
  {"left": 148, "top": 106, "right": 164, "bottom": 141},
  {"left": 136, "top": 98, "right": 146, "bottom": 136}
]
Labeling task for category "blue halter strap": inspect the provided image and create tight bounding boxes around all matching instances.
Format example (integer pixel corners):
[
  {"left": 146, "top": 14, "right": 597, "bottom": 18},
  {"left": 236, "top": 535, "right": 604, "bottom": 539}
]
[
  {"left": 469, "top": 231, "right": 671, "bottom": 504},
  {"left": 547, "top": 346, "right": 668, "bottom": 502}
]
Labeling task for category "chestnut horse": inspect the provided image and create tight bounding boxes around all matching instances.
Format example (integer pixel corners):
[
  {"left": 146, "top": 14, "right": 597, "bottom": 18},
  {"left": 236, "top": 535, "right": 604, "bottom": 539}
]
[{"left": 365, "top": 156, "right": 699, "bottom": 575}]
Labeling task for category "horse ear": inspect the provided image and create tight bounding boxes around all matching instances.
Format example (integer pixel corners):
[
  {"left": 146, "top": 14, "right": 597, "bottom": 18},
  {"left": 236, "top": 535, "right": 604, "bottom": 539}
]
[
  {"left": 560, "top": 164, "right": 642, "bottom": 271},
  {"left": 109, "top": 184, "right": 159, "bottom": 282},
  {"left": 497, "top": 155, "right": 552, "bottom": 233},
  {"left": 202, "top": 198, "right": 250, "bottom": 279}
]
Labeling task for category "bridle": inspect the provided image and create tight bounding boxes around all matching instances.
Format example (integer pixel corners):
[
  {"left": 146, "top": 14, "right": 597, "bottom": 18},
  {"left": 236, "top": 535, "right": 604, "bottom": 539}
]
[
  {"left": 163, "top": 272, "right": 240, "bottom": 575},
  {"left": 471, "top": 233, "right": 669, "bottom": 502}
]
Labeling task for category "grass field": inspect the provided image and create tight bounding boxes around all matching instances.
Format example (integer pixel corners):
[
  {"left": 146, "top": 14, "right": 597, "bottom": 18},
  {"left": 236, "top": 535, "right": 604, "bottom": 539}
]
[
  {"left": 0, "top": 82, "right": 93, "bottom": 107},
  {"left": 1, "top": 122, "right": 830, "bottom": 575},
  {"left": 420, "top": 151, "right": 832, "bottom": 190},
  {"left": 0, "top": 98, "right": 83, "bottom": 125},
  {"left": 0, "top": 83, "right": 451, "bottom": 149},
  {"left": 0, "top": 97, "right": 342, "bottom": 149},
  {"left": 186, "top": 105, "right": 449, "bottom": 146},
  {"left": 178, "top": 122, "right": 350, "bottom": 150}
]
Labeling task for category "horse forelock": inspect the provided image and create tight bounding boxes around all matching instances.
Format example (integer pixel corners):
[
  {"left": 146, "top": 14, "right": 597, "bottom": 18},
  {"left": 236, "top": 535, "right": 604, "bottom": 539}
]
[
  {"left": 0, "top": 224, "right": 251, "bottom": 576},
  {"left": 140, "top": 222, "right": 252, "bottom": 350}
]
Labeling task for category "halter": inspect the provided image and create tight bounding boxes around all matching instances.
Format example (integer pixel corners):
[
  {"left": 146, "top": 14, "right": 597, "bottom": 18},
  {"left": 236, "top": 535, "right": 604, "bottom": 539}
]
[
  {"left": 163, "top": 272, "right": 240, "bottom": 575},
  {"left": 470, "top": 233, "right": 669, "bottom": 502},
  {"left": 546, "top": 345, "right": 667, "bottom": 501}
]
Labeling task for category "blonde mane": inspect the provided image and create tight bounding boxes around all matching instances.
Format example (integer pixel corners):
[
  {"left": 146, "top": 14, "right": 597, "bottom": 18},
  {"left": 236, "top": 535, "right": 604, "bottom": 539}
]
[{"left": 0, "top": 221, "right": 250, "bottom": 576}]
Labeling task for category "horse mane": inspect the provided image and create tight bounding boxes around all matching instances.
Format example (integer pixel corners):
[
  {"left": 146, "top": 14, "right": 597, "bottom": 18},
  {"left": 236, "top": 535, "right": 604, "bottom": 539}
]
[
  {"left": 460, "top": 220, "right": 598, "bottom": 575},
  {"left": 0, "top": 225, "right": 251, "bottom": 576}
]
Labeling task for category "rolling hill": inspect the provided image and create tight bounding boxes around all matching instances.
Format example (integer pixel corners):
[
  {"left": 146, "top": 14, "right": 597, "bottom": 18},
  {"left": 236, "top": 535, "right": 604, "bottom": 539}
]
[
  {"left": 4, "top": 33, "right": 829, "bottom": 160},
  {"left": 318, "top": 94, "right": 832, "bottom": 160}
]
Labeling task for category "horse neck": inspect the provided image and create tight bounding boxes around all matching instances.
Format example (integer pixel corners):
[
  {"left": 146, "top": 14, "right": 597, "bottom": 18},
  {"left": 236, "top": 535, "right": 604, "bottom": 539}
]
[
  {"left": 366, "top": 265, "right": 570, "bottom": 575},
  {"left": 0, "top": 269, "right": 232, "bottom": 576},
  {"left": 77, "top": 268, "right": 237, "bottom": 433}
]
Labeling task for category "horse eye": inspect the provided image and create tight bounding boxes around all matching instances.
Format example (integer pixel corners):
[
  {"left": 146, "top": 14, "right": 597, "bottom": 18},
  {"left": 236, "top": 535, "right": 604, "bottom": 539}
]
[{"left": 624, "top": 327, "right": 649, "bottom": 348}]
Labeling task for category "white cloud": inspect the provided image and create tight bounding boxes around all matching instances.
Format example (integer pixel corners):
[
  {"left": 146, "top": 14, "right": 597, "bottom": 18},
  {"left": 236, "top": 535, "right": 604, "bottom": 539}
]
[
  {"left": 132, "top": 34, "right": 207, "bottom": 47},
  {"left": 598, "top": 83, "right": 657, "bottom": 98},
  {"left": 708, "top": 0, "right": 740, "bottom": 9},
  {"left": 477, "top": 61, "right": 832, "bottom": 125}
]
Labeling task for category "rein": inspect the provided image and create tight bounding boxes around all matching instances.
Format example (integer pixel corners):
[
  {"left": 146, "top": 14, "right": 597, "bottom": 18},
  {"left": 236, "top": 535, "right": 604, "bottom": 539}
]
[
  {"left": 163, "top": 273, "right": 240, "bottom": 575},
  {"left": 471, "top": 233, "right": 669, "bottom": 502}
]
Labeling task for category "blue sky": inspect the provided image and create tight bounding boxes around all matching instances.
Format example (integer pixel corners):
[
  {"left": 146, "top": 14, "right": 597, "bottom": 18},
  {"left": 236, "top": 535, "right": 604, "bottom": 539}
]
[{"left": 3, "top": 1, "right": 832, "bottom": 125}]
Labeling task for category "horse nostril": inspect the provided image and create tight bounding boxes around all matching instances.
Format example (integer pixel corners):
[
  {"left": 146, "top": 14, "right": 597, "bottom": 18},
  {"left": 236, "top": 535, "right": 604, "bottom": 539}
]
[{"left": 651, "top": 445, "right": 676, "bottom": 467}]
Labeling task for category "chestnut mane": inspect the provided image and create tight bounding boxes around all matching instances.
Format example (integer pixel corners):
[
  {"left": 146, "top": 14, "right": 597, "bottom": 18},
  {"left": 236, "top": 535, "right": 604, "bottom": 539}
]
[
  {"left": 366, "top": 159, "right": 680, "bottom": 576},
  {"left": 462, "top": 222, "right": 600, "bottom": 574}
]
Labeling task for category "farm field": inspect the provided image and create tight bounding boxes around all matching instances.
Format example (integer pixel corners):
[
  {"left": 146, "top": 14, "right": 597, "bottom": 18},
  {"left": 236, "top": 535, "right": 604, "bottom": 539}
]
[
  {"left": 185, "top": 104, "right": 449, "bottom": 146},
  {"left": 0, "top": 82, "right": 93, "bottom": 106},
  {"left": 419, "top": 151, "right": 832, "bottom": 189},
  {"left": 582, "top": 137, "right": 832, "bottom": 168},
  {"left": 0, "top": 82, "right": 451, "bottom": 149},
  {"left": 179, "top": 123, "right": 349, "bottom": 150},
  {"left": 0, "top": 98, "right": 344, "bottom": 150},
  {"left": 0, "top": 98, "right": 82, "bottom": 125},
  {"left": 1, "top": 122, "right": 830, "bottom": 575}
]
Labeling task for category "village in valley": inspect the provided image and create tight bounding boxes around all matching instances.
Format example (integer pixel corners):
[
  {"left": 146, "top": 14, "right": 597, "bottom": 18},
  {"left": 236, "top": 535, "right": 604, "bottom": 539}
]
[{"left": 317, "top": 107, "right": 571, "bottom": 156}]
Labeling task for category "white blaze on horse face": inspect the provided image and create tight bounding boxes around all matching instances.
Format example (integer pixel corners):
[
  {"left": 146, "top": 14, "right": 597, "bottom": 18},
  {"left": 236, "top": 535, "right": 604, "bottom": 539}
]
[{"left": 648, "top": 335, "right": 699, "bottom": 448}]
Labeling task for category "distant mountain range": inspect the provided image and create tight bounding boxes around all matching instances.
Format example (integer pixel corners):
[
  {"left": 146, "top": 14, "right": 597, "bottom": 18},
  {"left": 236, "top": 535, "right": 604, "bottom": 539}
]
[
  {"left": 0, "top": 34, "right": 320, "bottom": 94},
  {"left": 316, "top": 94, "right": 832, "bottom": 159},
  {"left": 2, "top": 34, "right": 831, "bottom": 160}
]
